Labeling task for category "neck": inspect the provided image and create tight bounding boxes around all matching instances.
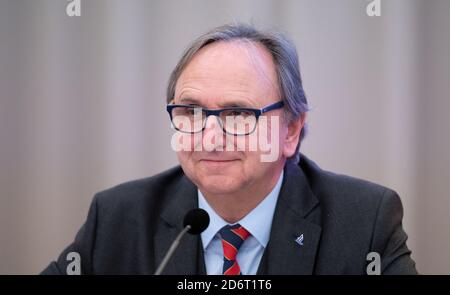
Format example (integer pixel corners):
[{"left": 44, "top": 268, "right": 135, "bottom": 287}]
[{"left": 200, "top": 165, "right": 284, "bottom": 224}]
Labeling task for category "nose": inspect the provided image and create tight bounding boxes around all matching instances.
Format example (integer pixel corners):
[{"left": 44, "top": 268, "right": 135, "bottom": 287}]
[
  {"left": 201, "top": 115, "right": 226, "bottom": 150},
  {"left": 203, "top": 115, "right": 223, "bottom": 133}
]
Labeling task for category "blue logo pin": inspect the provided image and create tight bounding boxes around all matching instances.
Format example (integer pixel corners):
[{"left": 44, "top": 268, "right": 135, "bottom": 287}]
[{"left": 295, "top": 234, "right": 304, "bottom": 246}]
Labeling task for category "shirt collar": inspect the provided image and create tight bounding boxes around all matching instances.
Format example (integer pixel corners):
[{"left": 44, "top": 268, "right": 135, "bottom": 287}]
[{"left": 198, "top": 170, "right": 284, "bottom": 249}]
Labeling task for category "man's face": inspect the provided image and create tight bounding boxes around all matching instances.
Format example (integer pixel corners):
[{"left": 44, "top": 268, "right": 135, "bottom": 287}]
[{"left": 172, "top": 40, "right": 300, "bottom": 196}]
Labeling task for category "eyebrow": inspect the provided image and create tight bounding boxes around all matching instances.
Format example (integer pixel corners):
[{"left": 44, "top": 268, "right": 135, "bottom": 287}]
[
  {"left": 177, "top": 97, "right": 255, "bottom": 108},
  {"left": 178, "top": 97, "right": 201, "bottom": 105}
]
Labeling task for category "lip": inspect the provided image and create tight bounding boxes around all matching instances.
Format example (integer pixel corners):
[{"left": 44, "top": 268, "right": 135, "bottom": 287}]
[
  {"left": 199, "top": 159, "right": 240, "bottom": 167},
  {"left": 200, "top": 159, "right": 239, "bottom": 162}
]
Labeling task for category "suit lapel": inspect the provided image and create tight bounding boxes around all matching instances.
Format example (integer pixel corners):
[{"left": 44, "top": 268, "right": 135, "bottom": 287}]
[
  {"left": 154, "top": 174, "right": 206, "bottom": 275},
  {"left": 257, "top": 161, "right": 322, "bottom": 275}
]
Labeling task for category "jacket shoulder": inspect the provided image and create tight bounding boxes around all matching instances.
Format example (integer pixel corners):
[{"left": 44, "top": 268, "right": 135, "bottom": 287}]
[
  {"left": 93, "top": 165, "right": 185, "bottom": 212},
  {"left": 298, "top": 155, "right": 415, "bottom": 274},
  {"left": 300, "top": 155, "right": 396, "bottom": 209},
  {"left": 299, "top": 155, "right": 403, "bottom": 247}
]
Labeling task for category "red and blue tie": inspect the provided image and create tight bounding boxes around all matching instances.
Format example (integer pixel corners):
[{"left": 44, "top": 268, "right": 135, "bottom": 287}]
[{"left": 219, "top": 224, "right": 250, "bottom": 275}]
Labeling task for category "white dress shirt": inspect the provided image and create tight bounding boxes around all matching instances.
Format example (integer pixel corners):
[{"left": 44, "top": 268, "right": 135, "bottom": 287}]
[{"left": 198, "top": 171, "right": 284, "bottom": 275}]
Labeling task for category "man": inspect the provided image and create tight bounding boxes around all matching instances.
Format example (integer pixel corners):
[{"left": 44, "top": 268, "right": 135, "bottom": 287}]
[{"left": 42, "top": 24, "right": 417, "bottom": 275}]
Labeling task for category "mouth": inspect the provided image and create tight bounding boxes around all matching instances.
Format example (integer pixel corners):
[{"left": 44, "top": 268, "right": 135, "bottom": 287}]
[
  {"left": 201, "top": 159, "right": 239, "bottom": 162},
  {"left": 199, "top": 159, "right": 240, "bottom": 168},
  {"left": 200, "top": 159, "right": 239, "bottom": 163}
]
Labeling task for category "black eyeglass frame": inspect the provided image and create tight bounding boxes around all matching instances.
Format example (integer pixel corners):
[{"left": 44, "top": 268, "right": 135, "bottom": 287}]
[{"left": 166, "top": 100, "right": 284, "bottom": 136}]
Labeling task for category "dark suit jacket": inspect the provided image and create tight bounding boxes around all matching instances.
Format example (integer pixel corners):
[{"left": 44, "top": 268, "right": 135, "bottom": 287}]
[{"left": 41, "top": 155, "right": 417, "bottom": 275}]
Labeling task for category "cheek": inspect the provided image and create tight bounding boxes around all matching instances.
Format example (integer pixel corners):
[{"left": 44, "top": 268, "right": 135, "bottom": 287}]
[
  {"left": 176, "top": 150, "right": 193, "bottom": 168},
  {"left": 171, "top": 131, "right": 199, "bottom": 153},
  {"left": 256, "top": 116, "right": 284, "bottom": 148}
]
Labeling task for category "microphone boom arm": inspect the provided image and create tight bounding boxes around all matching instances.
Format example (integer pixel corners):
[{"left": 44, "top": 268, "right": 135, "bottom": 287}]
[{"left": 154, "top": 225, "right": 192, "bottom": 275}]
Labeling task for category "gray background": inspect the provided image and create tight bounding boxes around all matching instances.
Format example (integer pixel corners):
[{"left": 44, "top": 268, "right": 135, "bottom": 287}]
[{"left": 0, "top": 0, "right": 449, "bottom": 274}]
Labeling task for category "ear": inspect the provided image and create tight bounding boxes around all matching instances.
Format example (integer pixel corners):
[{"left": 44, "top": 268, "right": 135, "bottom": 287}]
[{"left": 282, "top": 113, "right": 306, "bottom": 158}]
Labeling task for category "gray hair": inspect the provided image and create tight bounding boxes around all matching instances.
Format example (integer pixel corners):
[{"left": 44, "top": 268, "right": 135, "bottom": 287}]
[{"left": 166, "top": 23, "right": 309, "bottom": 164}]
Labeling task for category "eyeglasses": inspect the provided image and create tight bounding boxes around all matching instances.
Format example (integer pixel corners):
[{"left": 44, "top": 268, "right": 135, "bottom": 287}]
[{"left": 166, "top": 101, "right": 284, "bottom": 136}]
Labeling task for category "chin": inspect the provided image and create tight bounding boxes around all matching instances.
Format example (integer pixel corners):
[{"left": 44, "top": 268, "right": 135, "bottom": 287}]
[{"left": 196, "top": 174, "right": 243, "bottom": 195}]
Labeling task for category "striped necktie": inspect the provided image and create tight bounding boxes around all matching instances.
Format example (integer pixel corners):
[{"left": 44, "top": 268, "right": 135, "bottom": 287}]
[{"left": 219, "top": 224, "right": 250, "bottom": 275}]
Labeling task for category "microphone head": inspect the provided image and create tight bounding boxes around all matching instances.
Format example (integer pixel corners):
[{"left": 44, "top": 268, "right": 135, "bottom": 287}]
[{"left": 183, "top": 209, "right": 210, "bottom": 235}]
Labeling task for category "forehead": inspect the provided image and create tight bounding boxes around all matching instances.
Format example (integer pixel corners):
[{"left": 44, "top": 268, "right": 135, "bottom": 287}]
[{"left": 174, "top": 40, "right": 279, "bottom": 107}]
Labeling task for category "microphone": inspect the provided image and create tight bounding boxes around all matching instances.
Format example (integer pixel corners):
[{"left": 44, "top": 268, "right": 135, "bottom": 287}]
[{"left": 154, "top": 208, "right": 210, "bottom": 275}]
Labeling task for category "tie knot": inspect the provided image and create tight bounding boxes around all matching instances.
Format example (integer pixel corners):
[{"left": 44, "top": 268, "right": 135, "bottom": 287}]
[{"left": 220, "top": 224, "right": 250, "bottom": 261}]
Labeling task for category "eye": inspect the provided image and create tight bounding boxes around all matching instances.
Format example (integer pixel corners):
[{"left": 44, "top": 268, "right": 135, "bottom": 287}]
[
  {"left": 228, "top": 110, "right": 244, "bottom": 116},
  {"left": 185, "top": 108, "right": 196, "bottom": 115},
  {"left": 175, "top": 106, "right": 197, "bottom": 116},
  {"left": 225, "top": 110, "right": 254, "bottom": 118}
]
